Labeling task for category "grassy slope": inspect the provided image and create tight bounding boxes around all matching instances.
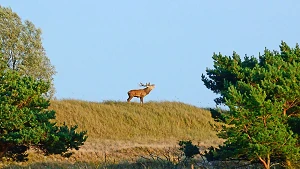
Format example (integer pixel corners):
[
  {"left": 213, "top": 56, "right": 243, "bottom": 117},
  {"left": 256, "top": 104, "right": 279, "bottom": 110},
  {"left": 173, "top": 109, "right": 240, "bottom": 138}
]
[
  {"left": 49, "top": 99, "right": 219, "bottom": 143},
  {"left": 1, "top": 100, "right": 222, "bottom": 168}
]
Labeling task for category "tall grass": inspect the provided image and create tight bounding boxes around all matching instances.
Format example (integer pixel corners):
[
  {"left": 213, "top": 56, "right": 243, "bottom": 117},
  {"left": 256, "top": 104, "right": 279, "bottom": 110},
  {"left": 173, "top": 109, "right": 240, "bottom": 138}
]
[
  {"left": 2, "top": 100, "right": 223, "bottom": 168},
  {"left": 49, "top": 100, "right": 218, "bottom": 142}
]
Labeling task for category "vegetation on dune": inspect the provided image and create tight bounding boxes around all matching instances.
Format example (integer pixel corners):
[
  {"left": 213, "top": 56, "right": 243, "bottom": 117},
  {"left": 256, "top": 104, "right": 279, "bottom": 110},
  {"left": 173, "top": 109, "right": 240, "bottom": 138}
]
[
  {"left": 50, "top": 100, "right": 219, "bottom": 142},
  {"left": 0, "top": 100, "right": 221, "bottom": 168}
]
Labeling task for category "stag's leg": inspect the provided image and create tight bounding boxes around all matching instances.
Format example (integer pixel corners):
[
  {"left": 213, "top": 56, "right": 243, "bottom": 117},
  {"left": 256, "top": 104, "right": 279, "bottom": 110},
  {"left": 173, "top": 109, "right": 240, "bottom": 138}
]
[
  {"left": 140, "top": 97, "right": 144, "bottom": 105},
  {"left": 127, "top": 95, "right": 133, "bottom": 103}
]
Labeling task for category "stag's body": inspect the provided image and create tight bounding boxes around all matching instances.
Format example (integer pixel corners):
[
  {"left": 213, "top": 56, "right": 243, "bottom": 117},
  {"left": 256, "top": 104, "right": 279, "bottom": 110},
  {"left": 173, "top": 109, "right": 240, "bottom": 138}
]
[{"left": 127, "top": 83, "right": 155, "bottom": 104}]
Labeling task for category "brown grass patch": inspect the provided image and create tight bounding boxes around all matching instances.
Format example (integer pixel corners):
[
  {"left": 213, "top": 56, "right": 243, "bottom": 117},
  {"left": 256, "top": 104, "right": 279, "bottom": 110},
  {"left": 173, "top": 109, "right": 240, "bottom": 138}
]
[{"left": 2, "top": 100, "right": 224, "bottom": 168}]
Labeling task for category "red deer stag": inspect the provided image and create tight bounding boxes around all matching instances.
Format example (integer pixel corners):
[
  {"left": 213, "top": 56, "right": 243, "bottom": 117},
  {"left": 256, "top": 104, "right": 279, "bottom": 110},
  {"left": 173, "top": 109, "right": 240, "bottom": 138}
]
[{"left": 127, "top": 82, "right": 155, "bottom": 104}]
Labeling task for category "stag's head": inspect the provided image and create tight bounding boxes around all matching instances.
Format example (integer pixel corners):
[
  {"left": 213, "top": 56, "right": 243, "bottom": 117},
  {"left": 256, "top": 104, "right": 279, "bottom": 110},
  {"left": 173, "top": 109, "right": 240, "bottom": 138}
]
[{"left": 140, "top": 82, "right": 155, "bottom": 90}]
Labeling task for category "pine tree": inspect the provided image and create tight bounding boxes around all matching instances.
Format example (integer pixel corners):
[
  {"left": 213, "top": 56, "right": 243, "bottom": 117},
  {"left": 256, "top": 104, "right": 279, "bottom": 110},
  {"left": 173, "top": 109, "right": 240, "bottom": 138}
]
[
  {"left": 202, "top": 42, "right": 300, "bottom": 168},
  {"left": 0, "top": 61, "right": 87, "bottom": 161}
]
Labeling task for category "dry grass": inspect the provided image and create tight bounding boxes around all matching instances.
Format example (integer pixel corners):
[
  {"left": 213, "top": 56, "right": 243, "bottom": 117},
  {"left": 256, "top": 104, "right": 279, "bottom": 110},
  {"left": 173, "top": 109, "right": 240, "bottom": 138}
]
[
  {"left": 2, "top": 99, "right": 223, "bottom": 168},
  {"left": 49, "top": 99, "right": 218, "bottom": 142}
]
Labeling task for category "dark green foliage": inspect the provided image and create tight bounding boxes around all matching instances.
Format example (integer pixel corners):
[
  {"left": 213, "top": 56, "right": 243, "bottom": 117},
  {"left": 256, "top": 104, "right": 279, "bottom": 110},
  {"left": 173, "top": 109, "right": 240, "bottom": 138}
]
[
  {"left": 39, "top": 124, "right": 87, "bottom": 157},
  {"left": 209, "top": 108, "right": 227, "bottom": 123},
  {"left": 201, "top": 52, "right": 258, "bottom": 105},
  {"left": 6, "top": 145, "right": 29, "bottom": 162},
  {"left": 178, "top": 140, "right": 199, "bottom": 158},
  {"left": 0, "top": 66, "right": 87, "bottom": 161},
  {"left": 202, "top": 41, "right": 300, "bottom": 168},
  {"left": 288, "top": 117, "right": 300, "bottom": 137},
  {"left": 203, "top": 146, "right": 219, "bottom": 162}
]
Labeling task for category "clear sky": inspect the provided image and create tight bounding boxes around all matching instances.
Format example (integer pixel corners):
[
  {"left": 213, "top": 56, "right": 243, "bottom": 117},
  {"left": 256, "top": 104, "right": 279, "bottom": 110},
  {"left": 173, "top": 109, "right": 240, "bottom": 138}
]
[{"left": 1, "top": 1, "right": 299, "bottom": 107}]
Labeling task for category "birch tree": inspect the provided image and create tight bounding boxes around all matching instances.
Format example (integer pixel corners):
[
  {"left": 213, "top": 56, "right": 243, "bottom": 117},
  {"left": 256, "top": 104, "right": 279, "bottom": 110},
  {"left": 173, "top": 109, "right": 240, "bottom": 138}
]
[{"left": 0, "top": 6, "right": 56, "bottom": 97}]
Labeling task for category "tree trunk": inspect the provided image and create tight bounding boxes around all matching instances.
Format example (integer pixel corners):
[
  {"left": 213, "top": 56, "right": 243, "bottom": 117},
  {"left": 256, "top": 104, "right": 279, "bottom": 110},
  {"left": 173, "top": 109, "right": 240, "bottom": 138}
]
[
  {"left": 283, "top": 108, "right": 287, "bottom": 116},
  {"left": 0, "top": 143, "right": 9, "bottom": 158},
  {"left": 258, "top": 154, "right": 270, "bottom": 169}
]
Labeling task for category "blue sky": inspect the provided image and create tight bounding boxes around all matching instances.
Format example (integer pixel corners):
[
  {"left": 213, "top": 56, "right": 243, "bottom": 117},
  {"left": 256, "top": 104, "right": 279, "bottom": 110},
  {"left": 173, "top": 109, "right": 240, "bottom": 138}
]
[{"left": 1, "top": 1, "right": 299, "bottom": 107}]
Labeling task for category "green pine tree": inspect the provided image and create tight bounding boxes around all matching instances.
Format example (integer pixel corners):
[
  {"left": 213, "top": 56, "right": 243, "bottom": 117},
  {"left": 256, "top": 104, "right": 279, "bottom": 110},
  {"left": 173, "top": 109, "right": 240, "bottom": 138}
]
[
  {"left": 202, "top": 42, "right": 300, "bottom": 168},
  {"left": 0, "top": 60, "right": 87, "bottom": 161}
]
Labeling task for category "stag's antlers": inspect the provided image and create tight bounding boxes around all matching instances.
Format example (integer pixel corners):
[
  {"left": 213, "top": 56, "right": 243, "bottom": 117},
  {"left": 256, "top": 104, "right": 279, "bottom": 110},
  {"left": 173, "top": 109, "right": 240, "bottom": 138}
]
[{"left": 140, "top": 82, "right": 154, "bottom": 87}]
